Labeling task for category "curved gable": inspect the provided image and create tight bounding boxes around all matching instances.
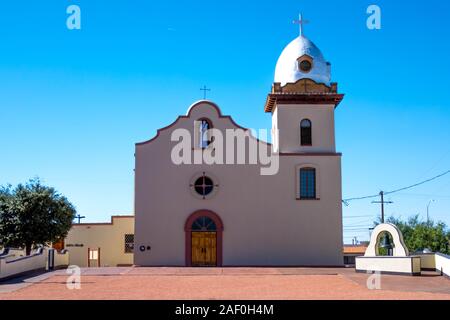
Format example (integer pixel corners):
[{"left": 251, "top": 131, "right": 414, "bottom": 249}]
[{"left": 136, "top": 100, "right": 271, "bottom": 147}]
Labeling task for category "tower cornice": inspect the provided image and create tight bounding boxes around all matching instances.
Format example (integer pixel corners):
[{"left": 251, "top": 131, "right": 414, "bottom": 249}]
[{"left": 264, "top": 79, "right": 344, "bottom": 113}]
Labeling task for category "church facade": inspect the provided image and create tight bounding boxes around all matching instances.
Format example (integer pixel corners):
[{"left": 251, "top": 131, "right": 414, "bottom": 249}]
[{"left": 133, "top": 32, "right": 345, "bottom": 267}]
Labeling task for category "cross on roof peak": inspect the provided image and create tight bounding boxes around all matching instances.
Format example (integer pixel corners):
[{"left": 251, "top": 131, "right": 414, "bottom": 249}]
[
  {"left": 200, "top": 85, "right": 211, "bottom": 100},
  {"left": 293, "top": 13, "right": 309, "bottom": 37}
]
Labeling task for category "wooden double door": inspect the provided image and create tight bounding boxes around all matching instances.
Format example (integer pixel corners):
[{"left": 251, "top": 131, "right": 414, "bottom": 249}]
[{"left": 191, "top": 232, "right": 217, "bottom": 267}]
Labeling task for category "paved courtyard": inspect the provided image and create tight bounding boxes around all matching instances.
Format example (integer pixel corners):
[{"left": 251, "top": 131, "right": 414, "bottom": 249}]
[{"left": 1, "top": 267, "right": 450, "bottom": 300}]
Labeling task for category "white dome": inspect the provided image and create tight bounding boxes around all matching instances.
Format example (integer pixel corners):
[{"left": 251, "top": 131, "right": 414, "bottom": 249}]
[{"left": 274, "top": 36, "right": 331, "bottom": 86}]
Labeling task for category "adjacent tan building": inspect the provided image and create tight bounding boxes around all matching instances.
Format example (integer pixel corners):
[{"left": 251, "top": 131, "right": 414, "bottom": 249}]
[{"left": 65, "top": 216, "right": 134, "bottom": 267}]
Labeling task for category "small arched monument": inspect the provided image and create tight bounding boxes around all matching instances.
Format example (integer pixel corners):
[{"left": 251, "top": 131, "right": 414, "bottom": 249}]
[
  {"left": 356, "top": 223, "right": 421, "bottom": 276},
  {"left": 364, "top": 223, "right": 409, "bottom": 257}
]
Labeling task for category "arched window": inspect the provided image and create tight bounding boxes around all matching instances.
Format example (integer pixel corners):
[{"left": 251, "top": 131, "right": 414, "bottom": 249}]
[
  {"left": 299, "top": 167, "right": 316, "bottom": 199},
  {"left": 300, "top": 119, "right": 312, "bottom": 146},
  {"left": 198, "top": 118, "right": 212, "bottom": 148},
  {"left": 191, "top": 216, "right": 217, "bottom": 231}
]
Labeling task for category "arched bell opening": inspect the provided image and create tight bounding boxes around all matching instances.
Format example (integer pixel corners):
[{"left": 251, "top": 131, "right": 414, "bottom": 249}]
[{"left": 376, "top": 231, "right": 395, "bottom": 256}]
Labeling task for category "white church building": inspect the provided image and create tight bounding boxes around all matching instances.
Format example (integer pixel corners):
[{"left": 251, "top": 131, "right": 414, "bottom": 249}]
[{"left": 133, "top": 30, "right": 345, "bottom": 267}]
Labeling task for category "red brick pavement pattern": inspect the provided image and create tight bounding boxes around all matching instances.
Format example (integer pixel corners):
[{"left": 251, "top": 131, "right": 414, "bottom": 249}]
[{"left": 1, "top": 267, "right": 450, "bottom": 300}]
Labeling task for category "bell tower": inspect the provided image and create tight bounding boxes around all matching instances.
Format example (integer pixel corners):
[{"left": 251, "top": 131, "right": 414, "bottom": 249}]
[{"left": 265, "top": 21, "right": 344, "bottom": 154}]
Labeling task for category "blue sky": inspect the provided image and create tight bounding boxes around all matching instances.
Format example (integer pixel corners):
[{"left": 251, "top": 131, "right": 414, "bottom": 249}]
[{"left": 0, "top": 0, "right": 449, "bottom": 243}]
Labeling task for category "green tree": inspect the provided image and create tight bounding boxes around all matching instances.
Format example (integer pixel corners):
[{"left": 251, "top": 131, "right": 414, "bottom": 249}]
[
  {"left": 0, "top": 178, "right": 76, "bottom": 255},
  {"left": 375, "top": 215, "right": 450, "bottom": 254}
]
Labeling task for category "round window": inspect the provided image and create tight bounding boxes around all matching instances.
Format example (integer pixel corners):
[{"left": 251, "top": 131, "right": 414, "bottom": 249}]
[
  {"left": 194, "top": 176, "right": 215, "bottom": 197},
  {"left": 299, "top": 60, "right": 312, "bottom": 72},
  {"left": 190, "top": 172, "right": 219, "bottom": 200}
]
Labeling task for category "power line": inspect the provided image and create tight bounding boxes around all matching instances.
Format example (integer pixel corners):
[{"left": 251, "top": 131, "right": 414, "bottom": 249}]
[
  {"left": 392, "top": 193, "right": 450, "bottom": 199},
  {"left": 342, "top": 193, "right": 380, "bottom": 203},
  {"left": 344, "top": 220, "right": 376, "bottom": 227},
  {"left": 342, "top": 169, "right": 450, "bottom": 205},
  {"left": 384, "top": 170, "right": 450, "bottom": 195},
  {"left": 343, "top": 215, "right": 375, "bottom": 219},
  {"left": 418, "top": 149, "right": 450, "bottom": 180},
  {"left": 344, "top": 223, "right": 374, "bottom": 227},
  {"left": 344, "top": 221, "right": 374, "bottom": 226},
  {"left": 344, "top": 226, "right": 373, "bottom": 229}
]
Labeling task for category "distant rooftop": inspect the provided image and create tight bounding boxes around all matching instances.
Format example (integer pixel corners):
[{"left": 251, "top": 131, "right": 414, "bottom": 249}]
[{"left": 343, "top": 245, "right": 368, "bottom": 255}]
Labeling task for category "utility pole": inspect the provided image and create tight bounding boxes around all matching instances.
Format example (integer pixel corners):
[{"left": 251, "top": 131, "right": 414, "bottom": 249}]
[
  {"left": 372, "top": 191, "right": 393, "bottom": 223},
  {"left": 427, "top": 199, "right": 435, "bottom": 224}
]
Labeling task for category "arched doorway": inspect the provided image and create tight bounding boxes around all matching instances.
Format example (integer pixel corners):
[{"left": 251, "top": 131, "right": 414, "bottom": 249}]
[{"left": 185, "top": 210, "right": 223, "bottom": 267}]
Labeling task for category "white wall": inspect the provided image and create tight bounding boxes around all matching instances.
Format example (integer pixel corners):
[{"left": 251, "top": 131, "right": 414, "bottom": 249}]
[
  {"left": 1, "top": 248, "right": 26, "bottom": 259},
  {"left": 435, "top": 253, "right": 450, "bottom": 277},
  {"left": 356, "top": 256, "right": 421, "bottom": 275},
  {"left": 0, "top": 251, "right": 46, "bottom": 280},
  {"left": 0, "top": 248, "right": 69, "bottom": 280}
]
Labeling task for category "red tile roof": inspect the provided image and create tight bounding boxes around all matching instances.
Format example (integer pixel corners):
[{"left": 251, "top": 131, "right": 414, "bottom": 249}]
[{"left": 343, "top": 245, "right": 367, "bottom": 254}]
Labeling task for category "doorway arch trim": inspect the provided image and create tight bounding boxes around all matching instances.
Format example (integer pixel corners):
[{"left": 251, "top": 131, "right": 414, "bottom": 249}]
[{"left": 185, "top": 210, "right": 224, "bottom": 267}]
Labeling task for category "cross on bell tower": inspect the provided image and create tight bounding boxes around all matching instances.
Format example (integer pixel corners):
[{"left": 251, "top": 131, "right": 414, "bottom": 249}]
[{"left": 293, "top": 13, "right": 309, "bottom": 37}]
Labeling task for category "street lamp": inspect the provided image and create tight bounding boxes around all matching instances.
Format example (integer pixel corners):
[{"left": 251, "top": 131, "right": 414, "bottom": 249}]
[{"left": 426, "top": 199, "right": 435, "bottom": 224}]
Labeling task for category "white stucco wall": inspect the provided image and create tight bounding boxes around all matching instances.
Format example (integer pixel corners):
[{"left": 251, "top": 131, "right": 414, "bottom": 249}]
[
  {"left": 356, "top": 256, "right": 422, "bottom": 275},
  {"left": 0, "top": 251, "right": 46, "bottom": 280},
  {"left": 134, "top": 101, "right": 343, "bottom": 267},
  {"left": 0, "top": 248, "right": 69, "bottom": 279},
  {"left": 0, "top": 249, "right": 26, "bottom": 260},
  {"left": 435, "top": 253, "right": 450, "bottom": 277}
]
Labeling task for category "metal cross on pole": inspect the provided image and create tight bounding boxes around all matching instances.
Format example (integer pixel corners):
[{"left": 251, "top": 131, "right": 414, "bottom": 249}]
[
  {"left": 200, "top": 85, "right": 211, "bottom": 100},
  {"left": 74, "top": 214, "right": 86, "bottom": 224},
  {"left": 293, "top": 13, "right": 309, "bottom": 37}
]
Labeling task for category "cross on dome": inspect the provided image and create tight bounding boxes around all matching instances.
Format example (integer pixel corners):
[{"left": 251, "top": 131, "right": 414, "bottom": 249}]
[
  {"left": 275, "top": 14, "right": 332, "bottom": 86},
  {"left": 293, "top": 13, "right": 309, "bottom": 37}
]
